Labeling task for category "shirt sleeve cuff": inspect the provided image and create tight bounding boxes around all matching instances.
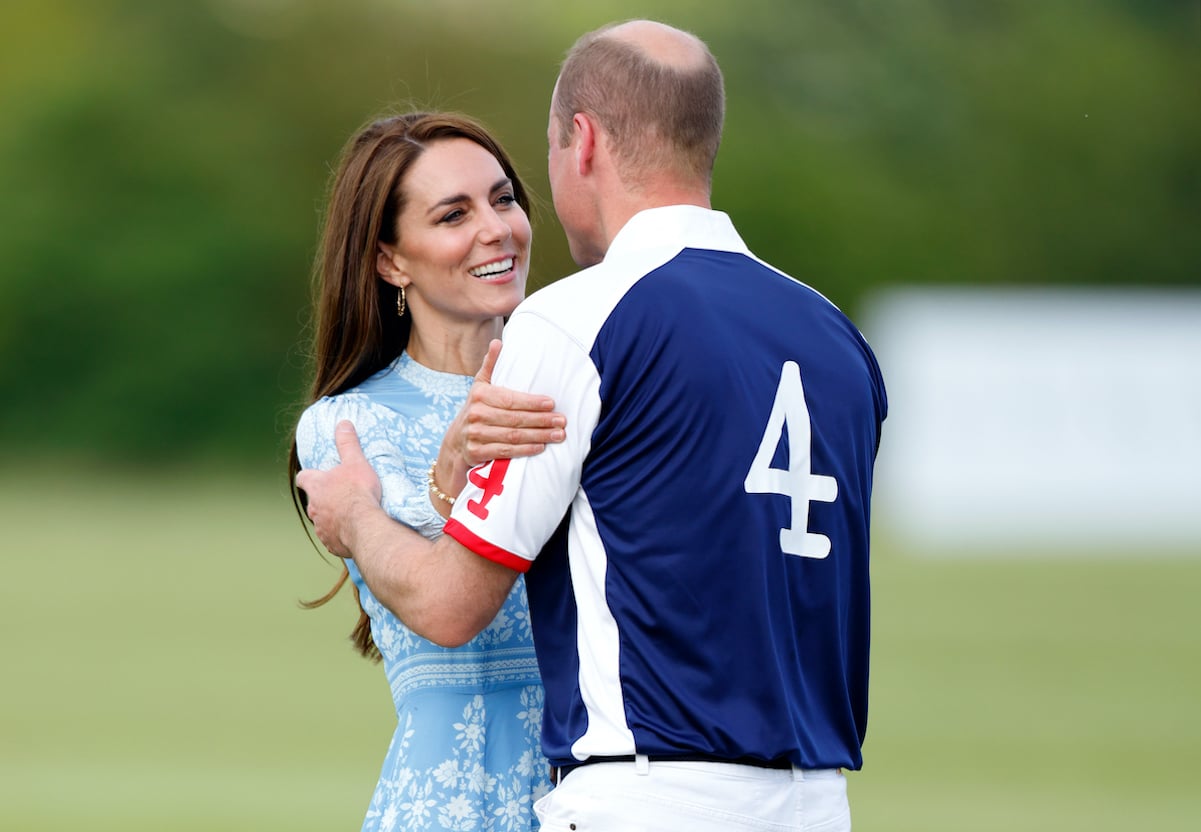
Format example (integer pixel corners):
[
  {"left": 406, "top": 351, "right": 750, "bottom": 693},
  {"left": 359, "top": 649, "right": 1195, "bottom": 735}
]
[{"left": 444, "top": 518, "right": 532, "bottom": 573}]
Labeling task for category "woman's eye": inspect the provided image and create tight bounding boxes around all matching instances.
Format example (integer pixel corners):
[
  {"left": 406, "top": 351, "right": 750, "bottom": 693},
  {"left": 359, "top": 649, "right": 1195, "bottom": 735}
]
[
  {"left": 496, "top": 193, "right": 517, "bottom": 206},
  {"left": 439, "top": 209, "right": 465, "bottom": 223}
]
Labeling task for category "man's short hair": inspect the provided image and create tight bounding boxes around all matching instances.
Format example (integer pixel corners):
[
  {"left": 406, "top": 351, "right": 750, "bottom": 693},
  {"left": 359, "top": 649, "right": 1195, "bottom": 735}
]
[{"left": 553, "top": 24, "right": 725, "bottom": 188}]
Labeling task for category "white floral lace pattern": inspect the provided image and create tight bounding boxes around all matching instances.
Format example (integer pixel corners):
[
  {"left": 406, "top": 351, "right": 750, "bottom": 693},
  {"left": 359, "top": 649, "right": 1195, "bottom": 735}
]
[
  {"left": 296, "top": 353, "right": 548, "bottom": 831},
  {"left": 363, "top": 689, "right": 550, "bottom": 832}
]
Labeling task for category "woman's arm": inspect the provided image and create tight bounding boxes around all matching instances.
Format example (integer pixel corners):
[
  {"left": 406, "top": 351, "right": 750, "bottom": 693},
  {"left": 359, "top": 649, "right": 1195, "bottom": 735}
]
[{"left": 429, "top": 340, "right": 566, "bottom": 518}]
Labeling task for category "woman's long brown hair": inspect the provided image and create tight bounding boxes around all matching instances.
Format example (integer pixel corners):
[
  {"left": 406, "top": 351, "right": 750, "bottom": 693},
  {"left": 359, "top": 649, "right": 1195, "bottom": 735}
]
[{"left": 288, "top": 112, "right": 530, "bottom": 660}]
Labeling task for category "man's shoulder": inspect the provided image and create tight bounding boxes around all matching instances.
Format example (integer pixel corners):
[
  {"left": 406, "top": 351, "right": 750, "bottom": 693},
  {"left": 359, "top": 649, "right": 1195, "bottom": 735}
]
[
  {"left": 513, "top": 243, "right": 704, "bottom": 354},
  {"left": 519, "top": 259, "right": 612, "bottom": 307},
  {"left": 518, "top": 241, "right": 690, "bottom": 313}
]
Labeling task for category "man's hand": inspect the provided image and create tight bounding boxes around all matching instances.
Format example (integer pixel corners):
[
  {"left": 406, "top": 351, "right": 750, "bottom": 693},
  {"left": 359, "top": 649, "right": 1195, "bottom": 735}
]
[
  {"left": 298, "top": 416, "right": 519, "bottom": 647},
  {"left": 295, "top": 420, "right": 382, "bottom": 558}
]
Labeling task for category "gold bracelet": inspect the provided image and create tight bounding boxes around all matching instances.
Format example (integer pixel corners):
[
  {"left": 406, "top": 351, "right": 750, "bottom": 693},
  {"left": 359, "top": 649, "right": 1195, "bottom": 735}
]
[{"left": 427, "top": 460, "right": 455, "bottom": 506}]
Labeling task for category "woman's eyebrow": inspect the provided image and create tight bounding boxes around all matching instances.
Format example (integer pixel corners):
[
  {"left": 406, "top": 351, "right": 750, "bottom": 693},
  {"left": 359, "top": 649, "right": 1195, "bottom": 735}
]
[{"left": 425, "top": 178, "right": 512, "bottom": 215}]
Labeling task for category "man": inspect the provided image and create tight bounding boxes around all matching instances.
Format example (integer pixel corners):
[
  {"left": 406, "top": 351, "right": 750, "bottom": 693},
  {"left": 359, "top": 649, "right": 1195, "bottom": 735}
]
[{"left": 299, "top": 19, "right": 887, "bottom": 832}]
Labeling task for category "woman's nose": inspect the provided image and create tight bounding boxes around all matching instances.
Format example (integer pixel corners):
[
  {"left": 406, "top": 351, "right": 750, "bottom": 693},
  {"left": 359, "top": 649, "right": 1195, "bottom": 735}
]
[{"left": 478, "top": 207, "right": 513, "bottom": 243}]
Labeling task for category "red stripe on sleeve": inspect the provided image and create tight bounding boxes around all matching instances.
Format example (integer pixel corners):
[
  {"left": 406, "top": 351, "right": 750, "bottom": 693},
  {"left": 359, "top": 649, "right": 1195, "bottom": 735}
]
[{"left": 444, "top": 518, "right": 532, "bottom": 574}]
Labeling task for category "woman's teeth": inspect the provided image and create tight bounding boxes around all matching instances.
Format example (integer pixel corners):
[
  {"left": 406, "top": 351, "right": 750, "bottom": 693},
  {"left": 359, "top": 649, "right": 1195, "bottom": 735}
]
[{"left": 469, "top": 258, "right": 513, "bottom": 278}]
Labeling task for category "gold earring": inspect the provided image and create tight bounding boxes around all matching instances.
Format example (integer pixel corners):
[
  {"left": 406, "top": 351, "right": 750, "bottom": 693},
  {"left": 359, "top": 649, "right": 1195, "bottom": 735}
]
[{"left": 397, "top": 285, "right": 407, "bottom": 317}]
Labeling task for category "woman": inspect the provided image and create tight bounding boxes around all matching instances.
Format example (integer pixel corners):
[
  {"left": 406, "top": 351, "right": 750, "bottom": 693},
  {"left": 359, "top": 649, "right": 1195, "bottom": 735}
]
[{"left": 289, "top": 112, "right": 559, "bottom": 831}]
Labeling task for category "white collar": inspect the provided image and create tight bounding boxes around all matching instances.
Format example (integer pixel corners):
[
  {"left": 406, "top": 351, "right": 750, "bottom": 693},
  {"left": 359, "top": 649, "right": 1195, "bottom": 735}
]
[{"left": 604, "top": 205, "right": 751, "bottom": 260}]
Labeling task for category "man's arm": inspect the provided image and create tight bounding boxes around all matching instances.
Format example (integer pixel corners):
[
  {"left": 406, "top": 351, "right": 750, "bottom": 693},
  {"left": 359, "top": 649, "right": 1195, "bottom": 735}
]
[{"left": 296, "top": 420, "right": 519, "bottom": 647}]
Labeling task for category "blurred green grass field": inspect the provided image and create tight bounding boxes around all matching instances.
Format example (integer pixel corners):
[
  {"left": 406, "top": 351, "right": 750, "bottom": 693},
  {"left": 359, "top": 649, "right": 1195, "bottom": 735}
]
[{"left": 2, "top": 471, "right": 1198, "bottom": 831}]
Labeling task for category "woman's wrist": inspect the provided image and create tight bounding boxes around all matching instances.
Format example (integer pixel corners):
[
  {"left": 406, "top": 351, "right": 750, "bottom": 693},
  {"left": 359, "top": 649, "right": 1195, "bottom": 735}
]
[{"left": 427, "top": 459, "right": 456, "bottom": 508}]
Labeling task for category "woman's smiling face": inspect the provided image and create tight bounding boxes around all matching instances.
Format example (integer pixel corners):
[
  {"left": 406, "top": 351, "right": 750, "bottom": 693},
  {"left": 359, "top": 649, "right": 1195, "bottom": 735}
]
[{"left": 380, "top": 136, "right": 532, "bottom": 328}]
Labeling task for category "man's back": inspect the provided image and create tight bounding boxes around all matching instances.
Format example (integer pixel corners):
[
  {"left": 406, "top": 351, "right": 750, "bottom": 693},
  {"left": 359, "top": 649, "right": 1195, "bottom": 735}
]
[{"left": 452, "top": 206, "right": 886, "bottom": 772}]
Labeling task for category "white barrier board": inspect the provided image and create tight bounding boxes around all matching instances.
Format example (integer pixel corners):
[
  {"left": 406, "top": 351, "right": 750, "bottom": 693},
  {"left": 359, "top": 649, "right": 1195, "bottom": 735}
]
[{"left": 863, "top": 289, "right": 1201, "bottom": 553}]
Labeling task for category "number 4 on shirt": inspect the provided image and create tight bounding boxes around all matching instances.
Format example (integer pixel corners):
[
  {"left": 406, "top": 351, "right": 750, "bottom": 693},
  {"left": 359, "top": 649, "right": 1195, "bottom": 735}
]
[
  {"left": 467, "top": 458, "right": 511, "bottom": 520},
  {"left": 744, "top": 361, "right": 838, "bottom": 559}
]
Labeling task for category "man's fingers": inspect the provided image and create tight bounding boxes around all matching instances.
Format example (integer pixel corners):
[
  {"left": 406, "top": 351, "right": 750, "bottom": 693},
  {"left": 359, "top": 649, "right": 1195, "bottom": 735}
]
[
  {"left": 475, "top": 339, "right": 503, "bottom": 384},
  {"left": 334, "top": 420, "right": 366, "bottom": 463},
  {"left": 293, "top": 470, "right": 319, "bottom": 520}
]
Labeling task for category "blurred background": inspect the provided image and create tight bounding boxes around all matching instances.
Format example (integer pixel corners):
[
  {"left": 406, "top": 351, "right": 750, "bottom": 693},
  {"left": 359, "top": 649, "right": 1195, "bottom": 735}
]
[{"left": 2, "top": 1, "right": 1198, "bottom": 830}]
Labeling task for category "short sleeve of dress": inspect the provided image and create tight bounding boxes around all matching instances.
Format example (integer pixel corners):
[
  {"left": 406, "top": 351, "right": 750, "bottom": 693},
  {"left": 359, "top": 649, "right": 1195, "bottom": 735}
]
[{"left": 296, "top": 394, "right": 444, "bottom": 540}]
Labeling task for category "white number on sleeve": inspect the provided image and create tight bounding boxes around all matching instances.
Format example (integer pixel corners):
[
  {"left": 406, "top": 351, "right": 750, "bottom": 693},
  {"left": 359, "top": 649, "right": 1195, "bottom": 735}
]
[{"left": 743, "top": 361, "right": 838, "bottom": 558}]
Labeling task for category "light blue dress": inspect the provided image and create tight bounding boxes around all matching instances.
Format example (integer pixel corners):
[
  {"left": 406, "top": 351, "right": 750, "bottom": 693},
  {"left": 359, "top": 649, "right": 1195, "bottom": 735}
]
[{"left": 296, "top": 352, "right": 549, "bottom": 832}]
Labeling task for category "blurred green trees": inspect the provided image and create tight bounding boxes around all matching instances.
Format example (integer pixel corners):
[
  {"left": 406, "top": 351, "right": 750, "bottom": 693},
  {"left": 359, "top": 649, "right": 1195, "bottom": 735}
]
[{"left": 1, "top": 0, "right": 1196, "bottom": 467}]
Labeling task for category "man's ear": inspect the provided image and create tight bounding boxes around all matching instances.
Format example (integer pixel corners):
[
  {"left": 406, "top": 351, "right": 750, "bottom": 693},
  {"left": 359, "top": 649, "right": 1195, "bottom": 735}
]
[
  {"left": 573, "top": 112, "right": 597, "bottom": 175},
  {"left": 376, "top": 243, "right": 408, "bottom": 288}
]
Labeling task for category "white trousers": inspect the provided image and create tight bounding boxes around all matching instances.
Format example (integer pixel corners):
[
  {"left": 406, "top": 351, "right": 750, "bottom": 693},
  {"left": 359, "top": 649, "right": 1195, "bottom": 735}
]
[{"left": 534, "top": 755, "right": 851, "bottom": 832}]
